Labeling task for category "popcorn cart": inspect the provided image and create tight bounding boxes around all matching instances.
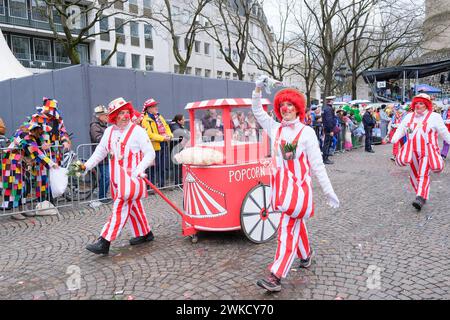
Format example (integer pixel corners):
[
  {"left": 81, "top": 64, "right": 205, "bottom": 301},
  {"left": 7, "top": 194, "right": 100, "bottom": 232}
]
[{"left": 178, "top": 98, "right": 282, "bottom": 243}]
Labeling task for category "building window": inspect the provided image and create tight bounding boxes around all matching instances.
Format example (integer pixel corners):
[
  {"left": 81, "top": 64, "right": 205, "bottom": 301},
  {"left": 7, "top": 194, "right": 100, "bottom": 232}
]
[
  {"left": 99, "top": 15, "right": 110, "bottom": 41},
  {"left": 184, "top": 38, "right": 189, "bottom": 51},
  {"left": 225, "top": 72, "right": 230, "bottom": 80},
  {"left": 146, "top": 56, "right": 154, "bottom": 71},
  {"left": 205, "top": 69, "right": 211, "bottom": 78},
  {"left": 115, "top": 18, "right": 125, "bottom": 44},
  {"left": 11, "top": 35, "right": 30, "bottom": 60},
  {"left": 9, "top": 0, "right": 28, "bottom": 19},
  {"left": 52, "top": 8, "right": 62, "bottom": 24},
  {"left": 195, "top": 68, "right": 202, "bottom": 76},
  {"left": 132, "top": 54, "right": 140, "bottom": 69},
  {"left": 233, "top": 73, "right": 238, "bottom": 80},
  {"left": 194, "top": 40, "right": 201, "bottom": 53},
  {"left": 217, "top": 71, "right": 223, "bottom": 79},
  {"left": 117, "top": 52, "right": 126, "bottom": 67},
  {"left": 186, "top": 66, "right": 192, "bottom": 75},
  {"left": 101, "top": 49, "right": 111, "bottom": 65},
  {"left": 143, "top": 0, "right": 152, "bottom": 9},
  {"left": 174, "top": 36, "right": 180, "bottom": 50},
  {"left": 129, "top": 0, "right": 138, "bottom": 14},
  {"left": 130, "top": 22, "right": 140, "bottom": 46},
  {"left": 216, "top": 45, "right": 222, "bottom": 59},
  {"left": 204, "top": 43, "right": 210, "bottom": 55},
  {"left": 143, "top": 0, "right": 152, "bottom": 17},
  {"left": 232, "top": 50, "right": 238, "bottom": 62},
  {"left": 0, "top": 0, "right": 5, "bottom": 15},
  {"left": 76, "top": 44, "right": 89, "bottom": 64},
  {"left": 33, "top": 38, "right": 51, "bottom": 62},
  {"left": 144, "top": 24, "right": 153, "bottom": 49},
  {"left": 174, "top": 64, "right": 179, "bottom": 73},
  {"left": 54, "top": 42, "right": 70, "bottom": 64}
]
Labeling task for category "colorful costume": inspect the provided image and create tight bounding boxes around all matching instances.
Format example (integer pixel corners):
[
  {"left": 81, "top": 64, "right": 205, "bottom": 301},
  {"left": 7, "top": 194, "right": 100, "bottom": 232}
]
[
  {"left": 253, "top": 85, "right": 338, "bottom": 290},
  {"left": 392, "top": 94, "right": 450, "bottom": 208},
  {"left": 1, "top": 122, "right": 53, "bottom": 209},
  {"left": 84, "top": 98, "right": 155, "bottom": 253},
  {"left": 34, "top": 98, "right": 71, "bottom": 165}
]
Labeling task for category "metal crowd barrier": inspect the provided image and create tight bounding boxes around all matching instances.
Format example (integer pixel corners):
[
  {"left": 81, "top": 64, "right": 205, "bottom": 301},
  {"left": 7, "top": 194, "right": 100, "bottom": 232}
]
[{"left": 0, "top": 138, "right": 185, "bottom": 219}]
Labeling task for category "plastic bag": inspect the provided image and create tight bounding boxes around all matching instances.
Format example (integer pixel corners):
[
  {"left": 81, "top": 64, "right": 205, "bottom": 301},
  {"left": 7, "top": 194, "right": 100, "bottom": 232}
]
[{"left": 50, "top": 167, "right": 68, "bottom": 198}]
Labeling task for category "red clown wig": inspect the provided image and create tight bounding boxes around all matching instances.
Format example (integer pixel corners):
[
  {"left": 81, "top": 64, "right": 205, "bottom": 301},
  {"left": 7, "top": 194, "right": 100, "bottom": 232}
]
[
  {"left": 273, "top": 88, "right": 306, "bottom": 121},
  {"left": 410, "top": 93, "right": 433, "bottom": 112}
]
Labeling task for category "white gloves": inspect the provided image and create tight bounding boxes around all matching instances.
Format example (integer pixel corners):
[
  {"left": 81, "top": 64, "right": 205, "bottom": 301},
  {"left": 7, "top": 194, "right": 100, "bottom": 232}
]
[
  {"left": 132, "top": 171, "right": 147, "bottom": 179},
  {"left": 255, "top": 75, "right": 283, "bottom": 94},
  {"left": 326, "top": 192, "right": 340, "bottom": 209}
]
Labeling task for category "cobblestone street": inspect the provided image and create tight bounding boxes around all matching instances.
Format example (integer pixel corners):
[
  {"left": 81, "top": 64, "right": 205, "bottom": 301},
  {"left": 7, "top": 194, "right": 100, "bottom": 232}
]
[{"left": 1, "top": 144, "right": 449, "bottom": 300}]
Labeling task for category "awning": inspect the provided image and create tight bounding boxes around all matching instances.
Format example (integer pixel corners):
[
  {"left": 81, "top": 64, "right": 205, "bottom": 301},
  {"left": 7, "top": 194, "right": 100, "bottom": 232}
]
[
  {"left": 0, "top": 28, "right": 32, "bottom": 82},
  {"left": 362, "top": 59, "right": 450, "bottom": 83},
  {"left": 413, "top": 84, "right": 442, "bottom": 93}
]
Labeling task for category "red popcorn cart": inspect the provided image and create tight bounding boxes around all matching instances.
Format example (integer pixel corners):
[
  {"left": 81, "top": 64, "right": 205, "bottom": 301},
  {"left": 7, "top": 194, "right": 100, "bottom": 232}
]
[{"left": 177, "top": 98, "right": 282, "bottom": 243}]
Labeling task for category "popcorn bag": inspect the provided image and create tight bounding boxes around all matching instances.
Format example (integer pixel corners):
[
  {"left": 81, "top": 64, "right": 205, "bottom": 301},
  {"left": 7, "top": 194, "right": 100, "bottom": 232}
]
[{"left": 174, "top": 147, "right": 224, "bottom": 166}]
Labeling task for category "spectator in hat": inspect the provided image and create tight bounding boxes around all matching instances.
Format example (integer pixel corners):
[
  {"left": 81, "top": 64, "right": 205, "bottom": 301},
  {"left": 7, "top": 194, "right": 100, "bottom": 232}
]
[
  {"left": 379, "top": 104, "right": 390, "bottom": 139},
  {"left": 141, "top": 98, "right": 173, "bottom": 188},
  {"left": 89, "top": 105, "right": 111, "bottom": 204}
]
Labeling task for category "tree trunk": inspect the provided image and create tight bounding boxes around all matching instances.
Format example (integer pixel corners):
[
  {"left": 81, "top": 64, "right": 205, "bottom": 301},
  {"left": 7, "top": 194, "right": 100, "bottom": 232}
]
[
  {"left": 67, "top": 45, "right": 80, "bottom": 65},
  {"left": 351, "top": 72, "right": 358, "bottom": 100}
]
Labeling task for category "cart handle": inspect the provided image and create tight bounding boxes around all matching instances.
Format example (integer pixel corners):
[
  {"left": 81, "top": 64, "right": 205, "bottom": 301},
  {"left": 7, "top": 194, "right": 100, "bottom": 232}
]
[{"left": 142, "top": 177, "right": 193, "bottom": 224}]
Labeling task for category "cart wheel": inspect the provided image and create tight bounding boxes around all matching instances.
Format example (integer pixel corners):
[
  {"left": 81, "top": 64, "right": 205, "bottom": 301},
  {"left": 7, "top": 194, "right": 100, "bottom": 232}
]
[
  {"left": 240, "top": 184, "right": 281, "bottom": 244},
  {"left": 190, "top": 235, "right": 198, "bottom": 244}
]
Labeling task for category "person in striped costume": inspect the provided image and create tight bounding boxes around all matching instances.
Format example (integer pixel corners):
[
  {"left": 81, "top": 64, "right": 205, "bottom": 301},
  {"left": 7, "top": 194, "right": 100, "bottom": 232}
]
[
  {"left": 83, "top": 97, "right": 156, "bottom": 255},
  {"left": 392, "top": 93, "right": 450, "bottom": 211},
  {"left": 253, "top": 76, "right": 340, "bottom": 292}
]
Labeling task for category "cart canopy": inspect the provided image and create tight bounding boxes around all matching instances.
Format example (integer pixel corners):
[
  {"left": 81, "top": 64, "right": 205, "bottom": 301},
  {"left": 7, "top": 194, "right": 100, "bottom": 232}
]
[{"left": 185, "top": 98, "right": 271, "bottom": 110}]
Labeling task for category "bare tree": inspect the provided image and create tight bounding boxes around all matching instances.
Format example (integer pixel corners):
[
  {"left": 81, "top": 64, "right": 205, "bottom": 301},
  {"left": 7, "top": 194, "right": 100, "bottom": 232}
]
[
  {"left": 343, "top": 0, "right": 424, "bottom": 98},
  {"left": 291, "top": 11, "right": 323, "bottom": 107},
  {"left": 35, "top": 0, "right": 136, "bottom": 65},
  {"left": 146, "top": 0, "right": 213, "bottom": 74},
  {"left": 302, "top": 0, "right": 375, "bottom": 99},
  {"left": 247, "top": 0, "right": 297, "bottom": 81},
  {"left": 202, "top": 0, "right": 260, "bottom": 80}
]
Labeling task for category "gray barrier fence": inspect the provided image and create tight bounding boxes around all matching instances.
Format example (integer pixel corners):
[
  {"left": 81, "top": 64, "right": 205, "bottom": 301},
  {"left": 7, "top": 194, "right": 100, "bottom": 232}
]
[{"left": 0, "top": 64, "right": 279, "bottom": 147}]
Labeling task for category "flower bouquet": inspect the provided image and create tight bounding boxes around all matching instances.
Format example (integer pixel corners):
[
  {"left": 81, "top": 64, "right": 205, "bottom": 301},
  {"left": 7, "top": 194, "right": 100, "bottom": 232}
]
[
  {"left": 67, "top": 160, "right": 86, "bottom": 178},
  {"left": 281, "top": 142, "right": 297, "bottom": 160}
]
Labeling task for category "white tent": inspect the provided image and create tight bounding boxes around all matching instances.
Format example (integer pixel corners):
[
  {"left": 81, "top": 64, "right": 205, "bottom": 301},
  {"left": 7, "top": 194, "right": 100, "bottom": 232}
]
[{"left": 0, "top": 28, "right": 32, "bottom": 82}]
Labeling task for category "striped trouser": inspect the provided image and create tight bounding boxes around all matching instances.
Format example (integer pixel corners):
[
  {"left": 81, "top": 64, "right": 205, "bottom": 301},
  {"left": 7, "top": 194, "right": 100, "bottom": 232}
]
[
  {"left": 270, "top": 214, "right": 310, "bottom": 279},
  {"left": 409, "top": 151, "right": 443, "bottom": 200},
  {"left": 100, "top": 199, "right": 151, "bottom": 242}
]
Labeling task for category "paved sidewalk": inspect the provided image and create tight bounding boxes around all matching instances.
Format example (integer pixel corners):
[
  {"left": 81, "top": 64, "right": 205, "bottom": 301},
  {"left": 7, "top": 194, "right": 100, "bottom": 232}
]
[{"left": 1, "top": 144, "right": 449, "bottom": 300}]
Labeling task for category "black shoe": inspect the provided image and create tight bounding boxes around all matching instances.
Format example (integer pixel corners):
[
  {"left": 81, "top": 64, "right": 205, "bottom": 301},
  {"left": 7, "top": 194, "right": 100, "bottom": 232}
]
[
  {"left": 299, "top": 249, "right": 314, "bottom": 269},
  {"left": 412, "top": 196, "right": 426, "bottom": 211},
  {"left": 86, "top": 237, "right": 110, "bottom": 254},
  {"left": 99, "top": 199, "right": 113, "bottom": 204},
  {"left": 130, "top": 231, "right": 154, "bottom": 245},
  {"left": 323, "top": 159, "right": 334, "bottom": 165},
  {"left": 390, "top": 156, "right": 396, "bottom": 162},
  {"left": 257, "top": 273, "right": 282, "bottom": 292},
  {"left": 366, "top": 149, "right": 375, "bottom": 153}
]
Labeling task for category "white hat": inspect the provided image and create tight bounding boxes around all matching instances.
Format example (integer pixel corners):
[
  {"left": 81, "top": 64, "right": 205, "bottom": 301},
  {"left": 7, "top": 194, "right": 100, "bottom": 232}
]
[
  {"left": 108, "top": 97, "right": 132, "bottom": 115},
  {"left": 365, "top": 105, "right": 373, "bottom": 110},
  {"left": 326, "top": 96, "right": 336, "bottom": 100},
  {"left": 94, "top": 105, "right": 108, "bottom": 114}
]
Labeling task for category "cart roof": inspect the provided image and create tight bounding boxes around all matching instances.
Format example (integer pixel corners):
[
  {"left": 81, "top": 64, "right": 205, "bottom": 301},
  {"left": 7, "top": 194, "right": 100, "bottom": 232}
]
[{"left": 185, "top": 98, "right": 271, "bottom": 110}]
